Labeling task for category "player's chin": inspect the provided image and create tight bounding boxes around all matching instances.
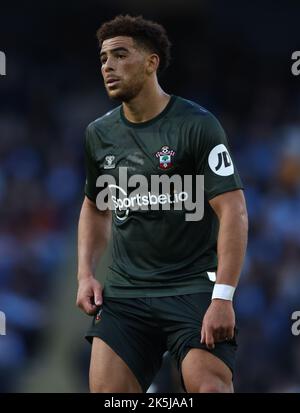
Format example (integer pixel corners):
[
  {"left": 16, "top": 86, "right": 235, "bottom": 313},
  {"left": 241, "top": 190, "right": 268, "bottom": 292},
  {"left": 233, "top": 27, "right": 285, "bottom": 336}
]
[
  {"left": 108, "top": 89, "right": 129, "bottom": 102},
  {"left": 106, "top": 88, "right": 124, "bottom": 101}
]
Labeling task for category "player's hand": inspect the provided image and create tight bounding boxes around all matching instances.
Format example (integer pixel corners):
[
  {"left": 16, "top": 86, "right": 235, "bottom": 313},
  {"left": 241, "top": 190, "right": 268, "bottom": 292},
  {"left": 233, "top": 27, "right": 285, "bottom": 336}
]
[
  {"left": 200, "top": 299, "right": 235, "bottom": 350},
  {"left": 76, "top": 277, "right": 103, "bottom": 315}
]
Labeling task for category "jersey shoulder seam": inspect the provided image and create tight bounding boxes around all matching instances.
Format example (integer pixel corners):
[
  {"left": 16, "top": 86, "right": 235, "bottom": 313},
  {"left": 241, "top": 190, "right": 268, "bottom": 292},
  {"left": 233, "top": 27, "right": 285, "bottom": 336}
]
[{"left": 87, "top": 106, "right": 121, "bottom": 132}]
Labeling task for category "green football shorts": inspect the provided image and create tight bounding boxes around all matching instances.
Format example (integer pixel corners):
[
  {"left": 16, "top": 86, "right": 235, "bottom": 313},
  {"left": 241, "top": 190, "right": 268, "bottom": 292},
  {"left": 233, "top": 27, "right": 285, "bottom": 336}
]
[{"left": 86, "top": 292, "right": 238, "bottom": 392}]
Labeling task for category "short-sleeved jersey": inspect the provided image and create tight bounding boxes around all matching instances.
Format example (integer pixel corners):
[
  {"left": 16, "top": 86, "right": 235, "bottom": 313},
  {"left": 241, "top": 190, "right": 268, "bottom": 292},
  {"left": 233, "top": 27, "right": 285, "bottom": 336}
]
[{"left": 84, "top": 95, "right": 243, "bottom": 297}]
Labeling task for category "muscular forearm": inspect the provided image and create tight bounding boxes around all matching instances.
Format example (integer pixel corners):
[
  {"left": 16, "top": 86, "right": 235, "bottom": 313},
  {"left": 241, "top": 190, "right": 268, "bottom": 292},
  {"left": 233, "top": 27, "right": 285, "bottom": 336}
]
[
  {"left": 202, "top": 190, "right": 248, "bottom": 348},
  {"left": 216, "top": 206, "right": 248, "bottom": 286},
  {"left": 77, "top": 196, "right": 111, "bottom": 281},
  {"left": 210, "top": 190, "right": 248, "bottom": 287}
]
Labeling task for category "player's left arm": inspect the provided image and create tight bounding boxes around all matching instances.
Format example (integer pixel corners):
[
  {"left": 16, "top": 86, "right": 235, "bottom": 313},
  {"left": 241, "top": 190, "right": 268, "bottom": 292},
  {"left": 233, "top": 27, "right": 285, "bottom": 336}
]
[{"left": 201, "top": 189, "right": 248, "bottom": 349}]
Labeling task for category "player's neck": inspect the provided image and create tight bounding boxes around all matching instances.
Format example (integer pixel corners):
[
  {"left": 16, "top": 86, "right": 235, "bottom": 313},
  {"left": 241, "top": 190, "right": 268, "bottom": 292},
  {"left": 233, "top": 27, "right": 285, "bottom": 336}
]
[{"left": 122, "top": 82, "right": 170, "bottom": 124}]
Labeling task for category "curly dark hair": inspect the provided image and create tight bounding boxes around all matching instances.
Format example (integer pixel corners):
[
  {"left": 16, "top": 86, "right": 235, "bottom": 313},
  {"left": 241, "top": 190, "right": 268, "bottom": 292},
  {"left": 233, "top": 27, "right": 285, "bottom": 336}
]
[{"left": 96, "top": 15, "right": 171, "bottom": 74}]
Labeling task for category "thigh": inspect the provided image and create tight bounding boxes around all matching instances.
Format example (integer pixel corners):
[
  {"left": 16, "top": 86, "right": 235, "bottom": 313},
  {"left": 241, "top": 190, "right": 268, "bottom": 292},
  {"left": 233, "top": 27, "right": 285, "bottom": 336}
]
[
  {"left": 181, "top": 348, "right": 233, "bottom": 393},
  {"left": 86, "top": 298, "right": 166, "bottom": 393},
  {"left": 89, "top": 337, "right": 142, "bottom": 393},
  {"left": 156, "top": 293, "right": 238, "bottom": 391}
]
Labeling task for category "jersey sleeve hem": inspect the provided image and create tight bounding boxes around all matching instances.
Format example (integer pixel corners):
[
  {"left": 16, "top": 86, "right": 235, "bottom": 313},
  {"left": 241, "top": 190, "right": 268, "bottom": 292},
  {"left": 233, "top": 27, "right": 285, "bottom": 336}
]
[
  {"left": 207, "top": 185, "right": 244, "bottom": 201},
  {"left": 84, "top": 191, "right": 97, "bottom": 203}
]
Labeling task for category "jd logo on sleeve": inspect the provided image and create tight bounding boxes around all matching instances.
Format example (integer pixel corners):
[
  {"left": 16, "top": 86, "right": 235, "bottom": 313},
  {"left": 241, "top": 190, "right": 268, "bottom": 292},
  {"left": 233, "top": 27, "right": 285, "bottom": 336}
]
[{"left": 208, "top": 144, "right": 234, "bottom": 176}]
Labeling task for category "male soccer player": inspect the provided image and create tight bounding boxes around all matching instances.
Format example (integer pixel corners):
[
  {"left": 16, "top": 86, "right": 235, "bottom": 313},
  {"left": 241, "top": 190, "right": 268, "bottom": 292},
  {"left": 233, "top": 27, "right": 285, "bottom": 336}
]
[{"left": 76, "top": 15, "right": 248, "bottom": 393}]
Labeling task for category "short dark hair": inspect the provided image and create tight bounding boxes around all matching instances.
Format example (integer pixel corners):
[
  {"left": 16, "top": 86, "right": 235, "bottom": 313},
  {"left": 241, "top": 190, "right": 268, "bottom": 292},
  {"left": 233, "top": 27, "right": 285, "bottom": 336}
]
[{"left": 96, "top": 15, "right": 171, "bottom": 73}]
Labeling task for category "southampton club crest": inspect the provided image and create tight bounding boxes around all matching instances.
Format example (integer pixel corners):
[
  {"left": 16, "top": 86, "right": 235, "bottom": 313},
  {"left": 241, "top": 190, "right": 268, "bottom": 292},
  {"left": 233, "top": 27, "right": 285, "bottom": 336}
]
[
  {"left": 104, "top": 155, "right": 116, "bottom": 169},
  {"left": 155, "top": 146, "right": 176, "bottom": 170}
]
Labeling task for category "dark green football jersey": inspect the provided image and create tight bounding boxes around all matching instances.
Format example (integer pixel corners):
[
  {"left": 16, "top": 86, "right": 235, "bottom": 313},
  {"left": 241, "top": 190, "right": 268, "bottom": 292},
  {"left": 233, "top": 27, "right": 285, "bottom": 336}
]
[{"left": 84, "top": 95, "right": 243, "bottom": 297}]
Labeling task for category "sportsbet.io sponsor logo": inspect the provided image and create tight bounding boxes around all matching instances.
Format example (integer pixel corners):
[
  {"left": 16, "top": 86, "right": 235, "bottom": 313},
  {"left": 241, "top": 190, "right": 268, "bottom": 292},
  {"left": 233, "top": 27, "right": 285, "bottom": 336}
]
[
  {"left": 109, "top": 185, "right": 188, "bottom": 211},
  {"left": 0, "top": 311, "right": 6, "bottom": 335},
  {"left": 291, "top": 311, "right": 300, "bottom": 336},
  {"left": 95, "top": 167, "right": 204, "bottom": 222},
  {"left": 0, "top": 51, "right": 6, "bottom": 76}
]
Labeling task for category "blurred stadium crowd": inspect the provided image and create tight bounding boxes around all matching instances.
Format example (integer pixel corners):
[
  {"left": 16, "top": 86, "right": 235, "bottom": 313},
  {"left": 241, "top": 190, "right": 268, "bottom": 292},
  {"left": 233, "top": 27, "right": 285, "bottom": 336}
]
[{"left": 0, "top": 0, "right": 300, "bottom": 393}]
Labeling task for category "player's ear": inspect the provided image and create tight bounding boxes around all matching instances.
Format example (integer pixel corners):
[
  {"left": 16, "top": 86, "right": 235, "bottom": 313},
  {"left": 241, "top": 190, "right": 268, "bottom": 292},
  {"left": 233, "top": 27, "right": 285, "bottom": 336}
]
[{"left": 146, "top": 53, "right": 159, "bottom": 75}]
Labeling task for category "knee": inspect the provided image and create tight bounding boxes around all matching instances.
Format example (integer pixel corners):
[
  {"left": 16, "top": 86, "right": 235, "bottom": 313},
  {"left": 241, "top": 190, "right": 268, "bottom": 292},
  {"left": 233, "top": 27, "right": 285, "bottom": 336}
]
[
  {"left": 90, "top": 381, "right": 112, "bottom": 393},
  {"left": 196, "top": 380, "right": 233, "bottom": 393},
  {"left": 90, "top": 381, "right": 141, "bottom": 393}
]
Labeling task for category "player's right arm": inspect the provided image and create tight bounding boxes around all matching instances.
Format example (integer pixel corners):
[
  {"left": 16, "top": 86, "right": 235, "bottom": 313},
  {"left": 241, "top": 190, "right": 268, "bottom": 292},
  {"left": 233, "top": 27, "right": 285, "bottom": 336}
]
[{"left": 76, "top": 196, "right": 112, "bottom": 315}]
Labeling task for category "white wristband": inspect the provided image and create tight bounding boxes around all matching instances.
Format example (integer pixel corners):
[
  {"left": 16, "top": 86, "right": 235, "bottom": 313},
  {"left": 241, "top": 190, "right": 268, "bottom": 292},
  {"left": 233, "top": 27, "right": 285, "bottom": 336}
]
[{"left": 212, "top": 284, "right": 235, "bottom": 301}]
